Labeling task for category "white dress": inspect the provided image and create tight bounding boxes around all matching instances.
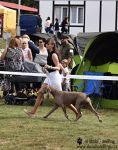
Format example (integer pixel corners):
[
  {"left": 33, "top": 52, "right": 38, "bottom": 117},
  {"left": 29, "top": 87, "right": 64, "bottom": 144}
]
[
  {"left": 22, "top": 47, "right": 31, "bottom": 61},
  {"left": 44, "top": 71, "right": 62, "bottom": 91}
]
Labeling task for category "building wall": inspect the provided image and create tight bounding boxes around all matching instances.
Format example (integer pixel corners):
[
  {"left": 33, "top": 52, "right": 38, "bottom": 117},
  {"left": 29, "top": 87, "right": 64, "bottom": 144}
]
[
  {"left": 39, "top": 1, "right": 53, "bottom": 33},
  {"left": 55, "top": 1, "right": 68, "bottom": 5},
  {"left": 85, "top": 1, "right": 100, "bottom": 32},
  {"left": 101, "top": 1, "right": 116, "bottom": 31},
  {"left": 70, "top": 1, "right": 84, "bottom": 5},
  {"left": 70, "top": 27, "right": 83, "bottom": 35},
  {"left": 39, "top": 0, "right": 117, "bottom": 35}
]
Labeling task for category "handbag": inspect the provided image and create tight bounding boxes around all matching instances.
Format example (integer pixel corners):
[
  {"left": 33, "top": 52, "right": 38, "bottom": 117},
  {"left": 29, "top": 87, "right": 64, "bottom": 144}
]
[{"left": 34, "top": 54, "right": 47, "bottom": 66}]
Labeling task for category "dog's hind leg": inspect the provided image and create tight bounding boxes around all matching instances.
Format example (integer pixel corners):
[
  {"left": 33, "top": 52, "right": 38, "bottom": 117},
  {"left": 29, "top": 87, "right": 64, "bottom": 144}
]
[
  {"left": 43, "top": 103, "right": 59, "bottom": 118},
  {"left": 75, "top": 107, "right": 82, "bottom": 121},
  {"left": 74, "top": 101, "right": 83, "bottom": 121},
  {"left": 61, "top": 106, "right": 70, "bottom": 120},
  {"left": 86, "top": 98, "right": 102, "bottom": 122}
]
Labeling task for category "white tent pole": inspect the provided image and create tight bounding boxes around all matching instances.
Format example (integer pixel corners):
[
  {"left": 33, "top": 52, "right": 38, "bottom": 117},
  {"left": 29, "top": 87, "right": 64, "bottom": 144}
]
[{"left": 17, "top": 0, "right": 21, "bottom": 36}]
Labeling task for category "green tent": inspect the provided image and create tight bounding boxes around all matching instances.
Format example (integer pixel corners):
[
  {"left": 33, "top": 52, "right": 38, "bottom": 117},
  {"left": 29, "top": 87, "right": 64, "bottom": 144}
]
[{"left": 72, "top": 32, "right": 118, "bottom": 109}]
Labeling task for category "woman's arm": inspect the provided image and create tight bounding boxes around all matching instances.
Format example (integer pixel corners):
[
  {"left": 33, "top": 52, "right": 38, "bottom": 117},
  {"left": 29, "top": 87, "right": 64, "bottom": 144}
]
[
  {"left": 0, "top": 49, "right": 7, "bottom": 60},
  {"left": 51, "top": 53, "right": 60, "bottom": 70},
  {"left": 60, "top": 63, "right": 64, "bottom": 72},
  {"left": 28, "top": 48, "right": 33, "bottom": 61},
  {"left": 60, "top": 63, "right": 67, "bottom": 75},
  {"left": 28, "top": 41, "right": 39, "bottom": 54}
]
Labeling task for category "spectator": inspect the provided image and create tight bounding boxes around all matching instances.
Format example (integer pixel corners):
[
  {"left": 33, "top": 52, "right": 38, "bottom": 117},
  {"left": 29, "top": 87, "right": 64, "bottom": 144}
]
[
  {"left": 45, "top": 17, "right": 51, "bottom": 33},
  {"left": 33, "top": 38, "right": 48, "bottom": 90},
  {"left": 54, "top": 18, "right": 59, "bottom": 36},
  {"left": 24, "top": 38, "right": 62, "bottom": 117},
  {"left": 61, "top": 17, "right": 69, "bottom": 34},
  {"left": 60, "top": 35, "right": 74, "bottom": 69},
  {"left": 0, "top": 38, "right": 23, "bottom": 94},
  {"left": 49, "top": 23, "right": 54, "bottom": 34},
  {"left": 22, "top": 34, "right": 39, "bottom": 60},
  {"left": 21, "top": 39, "right": 33, "bottom": 61},
  {"left": 37, "top": 15, "right": 42, "bottom": 33},
  {"left": 14, "top": 36, "right": 23, "bottom": 48},
  {"left": 1, "top": 38, "right": 23, "bottom": 71},
  {"left": 38, "top": 38, "right": 48, "bottom": 56},
  {"left": 61, "top": 59, "right": 71, "bottom": 91},
  {"left": 34, "top": 38, "right": 48, "bottom": 66}
]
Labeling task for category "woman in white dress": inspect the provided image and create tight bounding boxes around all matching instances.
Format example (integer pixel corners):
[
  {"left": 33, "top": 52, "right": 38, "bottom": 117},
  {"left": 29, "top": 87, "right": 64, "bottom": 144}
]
[
  {"left": 24, "top": 38, "right": 78, "bottom": 118},
  {"left": 24, "top": 38, "right": 62, "bottom": 117}
]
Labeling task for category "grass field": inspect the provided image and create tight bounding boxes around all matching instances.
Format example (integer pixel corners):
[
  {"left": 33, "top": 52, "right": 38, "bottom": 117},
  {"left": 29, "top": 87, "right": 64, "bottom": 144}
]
[{"left": 0, "top": 99, "right": 118, "bottom": 150}]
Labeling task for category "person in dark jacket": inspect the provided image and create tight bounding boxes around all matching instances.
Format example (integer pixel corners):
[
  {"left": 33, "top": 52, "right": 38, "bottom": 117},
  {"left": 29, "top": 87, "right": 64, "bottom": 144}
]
[
  {"left": 61, "top": 17, "right": 69, "bottom": 34},
  {"left": 45, "top": 17, "right": 51, "bottom": 33},
  {"left": 37, "top": 15, "right": 42, "bottom": 33},
  {"left": 54, "top": 18, "right": 59, "bottom": 35}
]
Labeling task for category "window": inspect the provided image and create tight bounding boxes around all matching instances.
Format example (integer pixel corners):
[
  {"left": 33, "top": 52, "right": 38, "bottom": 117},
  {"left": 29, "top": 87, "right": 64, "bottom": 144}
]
[
  {"left": 78, "top": 7, "right": 84, "bottom": 24},
  {"left": 54, "top": 7, "right": 61, "bottom": 22},
  {"left": 71, "top": 6, "right": 84, "bottom": 24},
  {"left": 71, "top": 6, "right": 77, "bottom": 23},
  {"left": 54, "top": 6, "right": 84, "bottom": 25},
  {"left": 62, "top": 7, "right": 68, "bottom": 19},
  {"left": 54, "top": 6, "right": 68, "bottom": 23}
]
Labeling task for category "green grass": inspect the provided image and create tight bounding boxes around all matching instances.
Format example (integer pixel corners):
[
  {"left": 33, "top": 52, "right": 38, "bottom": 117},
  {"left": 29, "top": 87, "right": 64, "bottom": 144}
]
[{"left": 0, "top": 99, "right": 118, "bottom": 150}]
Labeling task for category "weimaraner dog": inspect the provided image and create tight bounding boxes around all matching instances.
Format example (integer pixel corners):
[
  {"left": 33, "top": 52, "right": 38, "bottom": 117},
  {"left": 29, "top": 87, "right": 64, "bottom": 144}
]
[{"left": 42, "top": 85, "right": 102, "bottom": 122}]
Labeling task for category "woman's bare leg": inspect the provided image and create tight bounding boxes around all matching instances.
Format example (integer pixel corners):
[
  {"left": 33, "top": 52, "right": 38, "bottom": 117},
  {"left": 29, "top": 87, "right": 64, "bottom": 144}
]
[
  {"left": 29, "top": 91, "right": 43, "bottom": 114},
  {"left": 24, "top": 84, "right": 46, "bottom": 116}
]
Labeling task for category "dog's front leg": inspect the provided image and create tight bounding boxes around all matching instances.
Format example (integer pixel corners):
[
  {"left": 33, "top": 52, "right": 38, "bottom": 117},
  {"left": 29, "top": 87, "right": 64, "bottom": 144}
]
[
  {"left": 62, "top": 107, "right": 70, "bottom": 121},
  {"left": 43, "top": 104, "right": 59, "bottom": 118}
]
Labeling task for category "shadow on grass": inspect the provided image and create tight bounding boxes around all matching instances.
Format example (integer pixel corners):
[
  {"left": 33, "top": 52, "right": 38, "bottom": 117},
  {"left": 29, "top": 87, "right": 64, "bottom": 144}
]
[
  {"left": 39, "top": 117, "right": 76, "bottom": 122},
  {"left": 0, "top": 115, "right": 74, "bottom": 123}
]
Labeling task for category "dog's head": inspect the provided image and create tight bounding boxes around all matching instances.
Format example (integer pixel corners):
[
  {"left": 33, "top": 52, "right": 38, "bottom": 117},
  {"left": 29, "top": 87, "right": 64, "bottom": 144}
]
[{"left": 41, "top": 84, "right": 51, "bottom": 94}]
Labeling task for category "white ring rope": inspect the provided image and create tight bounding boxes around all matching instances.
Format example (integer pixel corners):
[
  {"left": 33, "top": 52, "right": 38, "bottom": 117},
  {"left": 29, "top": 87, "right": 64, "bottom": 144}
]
[
  {"left": 0, "top": 71, "right": 47, "bottom": 77},
  {"left": 0, "top": 71, "right": 118, "bottom": 81}
]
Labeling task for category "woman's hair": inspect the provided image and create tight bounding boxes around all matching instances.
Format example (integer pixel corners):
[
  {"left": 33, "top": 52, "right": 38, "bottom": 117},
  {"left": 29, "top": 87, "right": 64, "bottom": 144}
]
[
  {"left": 46, "top": 17, "right": 50, "bottom": 21},
  {"left": 55, "top": 18, "right": 58, "bottom": 22},
  {"left": 62, "top": 59, "right": 68, "bottom": 64},
  {"left": 9, "top": 38, "right": 21, "bottom": 48},
  {"left": 64, "top": 16, "right": 68, "bottom": 21},
  {"left": 22, "top": 34, "right": 30, "bottom": 40},
  {"left": 39, "top": 37, "right": 46, "bottom": 43},
  {"left": 46, "top": 38, "right": 61, "bottom": 62}
]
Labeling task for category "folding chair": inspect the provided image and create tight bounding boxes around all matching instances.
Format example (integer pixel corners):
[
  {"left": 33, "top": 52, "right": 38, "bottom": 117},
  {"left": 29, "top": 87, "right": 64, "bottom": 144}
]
[
  {"left": 73, "top": 71, "right": 104, "bottom": 109},
  {"left": 102, "top": 72, "right": 113, "bottom": 99}
]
